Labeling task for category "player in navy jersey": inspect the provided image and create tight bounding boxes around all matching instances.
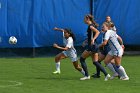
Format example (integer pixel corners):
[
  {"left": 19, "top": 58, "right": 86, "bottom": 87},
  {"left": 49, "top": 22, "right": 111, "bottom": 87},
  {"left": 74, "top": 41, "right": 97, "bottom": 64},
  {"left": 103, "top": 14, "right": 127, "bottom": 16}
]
[
  {"left": 52, "top": 27, "right": 85, "bottom": 76},
  {"left": 99, "top": 22, "right": 129, "bottom": 80},
  {"left": 80, "top": 14, "right": 110, "bottom": 81}
]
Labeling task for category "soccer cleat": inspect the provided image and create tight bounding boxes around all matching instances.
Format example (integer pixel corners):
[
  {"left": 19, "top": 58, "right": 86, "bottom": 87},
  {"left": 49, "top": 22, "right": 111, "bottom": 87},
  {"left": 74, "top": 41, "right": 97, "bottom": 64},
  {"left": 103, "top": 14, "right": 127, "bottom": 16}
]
[
  {"left": 120, "top": 76, "right": 129, "bottom": 80},
  {"left": 110, "top": 73, "right": 118, "bottom": 80},
  {"left": 91, "top": 73, "right": 101, "bottom": 78},
  {"left": 104, "top": 74, "right": 111, "bottom": 81},
  {"left": 80, "top": 76, "right": 90, "bottom": 80},
  {"left": 52, "top": 70, "right": 61, "bottom": 74}
]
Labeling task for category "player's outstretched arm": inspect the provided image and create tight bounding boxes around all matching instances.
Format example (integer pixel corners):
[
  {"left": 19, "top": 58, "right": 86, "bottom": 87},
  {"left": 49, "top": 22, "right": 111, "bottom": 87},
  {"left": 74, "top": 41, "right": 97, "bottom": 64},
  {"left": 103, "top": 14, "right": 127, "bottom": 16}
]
[{"left": 53, "top": 27, "right": 64, "bottom": 32}]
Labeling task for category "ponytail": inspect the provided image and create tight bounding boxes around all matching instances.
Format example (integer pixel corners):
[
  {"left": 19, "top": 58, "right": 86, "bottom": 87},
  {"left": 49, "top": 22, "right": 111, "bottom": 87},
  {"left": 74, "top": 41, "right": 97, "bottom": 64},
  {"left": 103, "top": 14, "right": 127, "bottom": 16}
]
[{"left": 85, "top": 14, "right": 99, "bottom": 28}]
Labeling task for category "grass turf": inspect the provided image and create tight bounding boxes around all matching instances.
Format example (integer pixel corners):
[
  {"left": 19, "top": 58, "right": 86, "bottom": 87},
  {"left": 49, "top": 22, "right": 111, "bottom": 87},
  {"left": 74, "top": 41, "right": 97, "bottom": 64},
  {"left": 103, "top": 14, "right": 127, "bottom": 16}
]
[{"left": 0, "top": 56, "right": 139, "bottom": 93}]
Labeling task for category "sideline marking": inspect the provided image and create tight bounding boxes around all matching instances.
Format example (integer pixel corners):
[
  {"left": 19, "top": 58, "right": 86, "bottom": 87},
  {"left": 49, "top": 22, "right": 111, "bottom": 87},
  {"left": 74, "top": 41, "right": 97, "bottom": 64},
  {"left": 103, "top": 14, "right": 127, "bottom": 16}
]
[{"left": 0, "top": 80, "right": 23, "bottom": 88}]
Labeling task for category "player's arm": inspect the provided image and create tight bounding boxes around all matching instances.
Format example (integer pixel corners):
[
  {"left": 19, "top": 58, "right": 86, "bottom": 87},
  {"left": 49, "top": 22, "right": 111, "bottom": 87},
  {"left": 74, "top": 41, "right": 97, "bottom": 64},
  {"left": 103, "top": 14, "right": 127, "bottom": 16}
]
[
  {"left": 53, "top": 27, "right": 64, "bottom": 32},
  {"left": 82, "top": 39, "right": 88, "bottom": 47},
  {"left": 53, "top": 38, "right": 73, "bottom": 51},
  {"left": 99, "top": 40, "right": 108, "bottom": 48},
  {"left": 53, "top": 43, "right": 69, "bottom": 51},
  {"left": 90, "top": 26, "right": 100, "bottom": 44},
  {"left": 116, "top": 35, "right": 123, "bottom": 45},
  {"left": 99, "top": 31, "right": 110, "bottom": 48},
  {"left": 117, "top": 34, "right": 125, "bottom": 49}
]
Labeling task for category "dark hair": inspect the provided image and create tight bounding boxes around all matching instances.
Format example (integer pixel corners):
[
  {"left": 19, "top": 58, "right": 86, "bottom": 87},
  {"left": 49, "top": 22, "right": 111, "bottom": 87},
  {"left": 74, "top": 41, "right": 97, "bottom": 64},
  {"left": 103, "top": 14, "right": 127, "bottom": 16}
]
[
  {"left": 85, "top": 14, "right": 99, "bottom": 28},
  {"left": 64, "top": 28, "right": 76, "bottom": 41}
]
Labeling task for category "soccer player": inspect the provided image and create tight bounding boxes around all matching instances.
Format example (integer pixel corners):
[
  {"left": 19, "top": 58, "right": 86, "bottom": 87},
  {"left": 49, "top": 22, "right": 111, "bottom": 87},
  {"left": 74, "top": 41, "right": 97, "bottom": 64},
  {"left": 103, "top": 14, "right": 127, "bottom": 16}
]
[
  {"left": 80, "top": 14, "right": 110, "bottom": 81},
  {"left": 99, "top": 22, "right": 129, "bottom": 80},
  {"left": 52, "top": 27, "right": 85, "bottom": 76},
  {"left": 92, "top": 34, "right": 124, "bottom": 79},
  {"left": 106, "top": 16, "right": 116, "bottom": 31},
  {"left": 92, "top": 16, "right": 123, "bottom": 79}
]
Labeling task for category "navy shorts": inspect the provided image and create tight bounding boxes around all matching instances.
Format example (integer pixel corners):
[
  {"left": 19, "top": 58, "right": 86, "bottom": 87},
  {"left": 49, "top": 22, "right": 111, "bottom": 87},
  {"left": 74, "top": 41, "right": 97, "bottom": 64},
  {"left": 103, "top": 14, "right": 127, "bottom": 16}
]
[
  {"left": 100, "top": 45, "right": 110, "bottom": 56},
  {"left": 85, "top": 43, "right": 99, "bottom": 53}
]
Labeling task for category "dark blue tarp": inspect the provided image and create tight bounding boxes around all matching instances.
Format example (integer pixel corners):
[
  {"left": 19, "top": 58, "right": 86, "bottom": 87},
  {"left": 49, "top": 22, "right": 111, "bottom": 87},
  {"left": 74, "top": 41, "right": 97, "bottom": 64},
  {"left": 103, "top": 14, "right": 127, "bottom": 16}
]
[
  {"left": 94, "top": 0, "right": 140, "bottom": 45},
  {"left": 0, "top": 0, "right": 90, "bottom": 48},
  {"left": 0, "top": 0, "right": 140, "bottom": 48}
]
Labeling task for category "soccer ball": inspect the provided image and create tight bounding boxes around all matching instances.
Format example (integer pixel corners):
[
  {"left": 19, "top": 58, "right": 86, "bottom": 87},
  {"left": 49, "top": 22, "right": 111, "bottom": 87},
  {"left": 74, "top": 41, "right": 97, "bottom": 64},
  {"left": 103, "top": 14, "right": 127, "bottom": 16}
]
[{"left": 9, "top": 36, "right": 17, "bottom": 44}]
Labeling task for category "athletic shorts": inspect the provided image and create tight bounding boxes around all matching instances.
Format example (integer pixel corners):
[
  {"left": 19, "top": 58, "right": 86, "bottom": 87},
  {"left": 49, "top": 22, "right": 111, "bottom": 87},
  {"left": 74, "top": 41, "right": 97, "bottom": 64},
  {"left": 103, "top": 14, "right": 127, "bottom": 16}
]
[
  {"left": 85, "top": 43, "right": 99, "bottom": 53},
  {"left": 62, "top": 50, "right": 78, "bottom": 62},
  {"left": 108, "top": 49, "right": 123, "bottom": 57},
  {"left": 100, "top": 46, "right": 110, "bottom": 56}
]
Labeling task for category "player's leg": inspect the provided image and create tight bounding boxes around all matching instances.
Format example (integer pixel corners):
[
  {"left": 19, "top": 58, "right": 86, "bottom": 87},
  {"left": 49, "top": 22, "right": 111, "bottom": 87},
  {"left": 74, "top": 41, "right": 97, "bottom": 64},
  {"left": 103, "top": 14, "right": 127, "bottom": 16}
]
[
  {"left": 69, "top": 50, "right": 85, "bottom": 76},
  {"left": 109, "top": 59, "right": 119, "bottom": 79},
  {"left": 53, "top": 52, "right": 67, "bottom": 74},
  {"left": 92, "top": 52, "right": 105, "bottom": 78},
  {"left": 80, "top": 50, "right": 90, "bottom": 80},
  {"left": 114, "top": 56, "right": 129, "bottom": 80},
  {"left": 72, "top": 61, "right": 85, "bottom": 75},
  {"left": 92, "top": 53, "right": 110, "bottom": 81},
  {"left": 105, "top": 50, "right": 120, "bottom": 79}
]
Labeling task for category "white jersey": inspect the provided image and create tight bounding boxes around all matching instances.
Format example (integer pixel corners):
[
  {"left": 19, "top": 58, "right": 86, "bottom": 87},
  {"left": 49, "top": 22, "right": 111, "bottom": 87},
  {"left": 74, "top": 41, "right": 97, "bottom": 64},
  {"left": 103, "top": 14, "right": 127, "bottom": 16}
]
[
  {"left": 111, "top": 26, "right": 116, "bottom": 31},
  {"left": 62, "top": 32, "right": 77, "bottom": 62},
  {"left": 104, "top": 30, "right": 122, "bottom": 51}
]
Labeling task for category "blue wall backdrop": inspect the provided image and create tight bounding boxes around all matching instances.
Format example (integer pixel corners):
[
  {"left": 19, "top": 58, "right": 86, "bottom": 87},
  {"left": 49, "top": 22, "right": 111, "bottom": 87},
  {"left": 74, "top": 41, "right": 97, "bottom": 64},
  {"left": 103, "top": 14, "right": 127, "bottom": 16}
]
[
  {"left": 94, "top": 0, "right": 140, "bottom": 45},
  {"left": 0, "top": 0, "right": 140, "bottom": 48}
]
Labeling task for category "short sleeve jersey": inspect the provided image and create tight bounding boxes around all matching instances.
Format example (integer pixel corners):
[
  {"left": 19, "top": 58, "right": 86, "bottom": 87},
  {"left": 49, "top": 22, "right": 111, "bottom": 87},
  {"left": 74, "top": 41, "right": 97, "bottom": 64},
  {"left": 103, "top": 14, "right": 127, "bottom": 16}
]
[{"left": 104, "top": 30, "right": 122, "bottom": 51}]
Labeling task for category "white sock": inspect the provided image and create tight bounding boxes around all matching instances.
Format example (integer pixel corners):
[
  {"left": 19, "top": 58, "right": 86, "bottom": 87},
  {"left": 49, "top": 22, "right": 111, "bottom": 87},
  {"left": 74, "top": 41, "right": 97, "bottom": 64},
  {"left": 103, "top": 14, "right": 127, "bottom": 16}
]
[
  {"left": 118, "top": 66, "right": 128, "bottom": 77},
  {"left": 80, "top": 69, "right": 85, "bottom": 75},
  {"left": 56, "top": 62, "right": 60, "bottom": 72},
  {"left": 107, "top": 63, "right": 117, "bottom": 74}
]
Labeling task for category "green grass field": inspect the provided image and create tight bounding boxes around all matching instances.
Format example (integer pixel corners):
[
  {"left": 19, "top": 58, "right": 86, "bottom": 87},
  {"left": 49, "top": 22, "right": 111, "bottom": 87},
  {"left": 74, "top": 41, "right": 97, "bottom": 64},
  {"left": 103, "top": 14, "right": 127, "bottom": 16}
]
[{"left": 0, "top": 56, "right": 140, "bottom": 93}]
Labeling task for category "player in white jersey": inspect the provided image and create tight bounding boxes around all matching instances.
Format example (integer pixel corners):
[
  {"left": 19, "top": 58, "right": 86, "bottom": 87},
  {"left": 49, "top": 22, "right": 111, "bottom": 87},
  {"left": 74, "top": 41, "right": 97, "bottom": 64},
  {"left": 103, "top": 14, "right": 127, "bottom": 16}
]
[
  {"left": 99, "top": 22, "right": 129, "bottom": 80},
  {"left": 92, "top": 16, "right": 122, "bottom": 79},
  {"left": 52, "top": 27, "right": 85, "bottom": 76}
]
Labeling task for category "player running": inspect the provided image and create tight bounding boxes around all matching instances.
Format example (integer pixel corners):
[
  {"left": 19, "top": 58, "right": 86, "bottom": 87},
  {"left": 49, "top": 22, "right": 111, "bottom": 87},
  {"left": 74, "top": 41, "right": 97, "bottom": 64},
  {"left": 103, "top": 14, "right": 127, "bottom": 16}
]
[
  {"left": 99, "top": 22, "right": 129, "bottom": 80},
  {"left": 52, "top": 27, "right": 85, "bottom": 76},
  {"left": 80, "top": 14, "right": 110, "bottom": 81}
]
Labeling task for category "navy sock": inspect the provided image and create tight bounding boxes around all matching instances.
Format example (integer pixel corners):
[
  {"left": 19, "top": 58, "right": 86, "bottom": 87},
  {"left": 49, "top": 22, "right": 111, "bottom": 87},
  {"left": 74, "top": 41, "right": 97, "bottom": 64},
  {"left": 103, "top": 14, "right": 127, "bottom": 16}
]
[
  {"left": 96, "top": 61, "right": 101, "bottom": 76},
  {"left": 111, "top": 63, "right": 121, "bottom": 76},
  {"left": 80, "top": 57, "right": 89, "bottom": 76},
  {"left": 93, "top": 61, "right": 108, "bottom": 76}
]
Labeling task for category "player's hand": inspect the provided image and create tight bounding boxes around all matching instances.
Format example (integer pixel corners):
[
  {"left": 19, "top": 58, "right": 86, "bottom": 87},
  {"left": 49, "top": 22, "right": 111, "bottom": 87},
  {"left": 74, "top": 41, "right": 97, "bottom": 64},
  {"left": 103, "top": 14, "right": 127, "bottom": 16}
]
[
  {"left": 91, "top": 39, "right": 95, "bottom": 45},
  {"left": 53, "top": 27, "right": 59, "bottom": 30},
  {"left": 121, "top": 45, "right": 125, "bottom": 55},
  {"left": 121, "top": 45, "right": 125, "bottom": 50},
  {"left": 53, "top": 43, "right": 58, "bottom": 48}
]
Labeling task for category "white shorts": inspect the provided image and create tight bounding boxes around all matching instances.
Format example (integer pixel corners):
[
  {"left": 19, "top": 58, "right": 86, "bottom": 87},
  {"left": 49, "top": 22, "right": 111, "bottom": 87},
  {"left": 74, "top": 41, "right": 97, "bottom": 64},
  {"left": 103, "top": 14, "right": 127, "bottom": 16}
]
[
  {"left": 108, "top": 49, "right": 123, "bottom": 57},
  {"left": 62, "top": 50, "right": 78, "bottom": 62}
]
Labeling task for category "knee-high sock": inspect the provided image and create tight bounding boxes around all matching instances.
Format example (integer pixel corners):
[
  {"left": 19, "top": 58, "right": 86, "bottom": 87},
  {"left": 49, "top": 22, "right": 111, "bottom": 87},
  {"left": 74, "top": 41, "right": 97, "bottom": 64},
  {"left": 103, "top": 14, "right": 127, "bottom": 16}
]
[
  {"left": 112, "top": 64, "right": 122, "bottom": 77},
  {"left": 118, "top": 66, "right": 128, "bottom": 77},
  {"left": 107, "top": 63, "right": 117, "bottom": 74},
  {"left": 96, "top": 61, "right": 101, "bottom": 76},
  {"left": 93, "top": 61, "right": 108, "bottom": 76},
  {"left": 80, "top": 57, "right": 89, "bottom": 77},
  {"left": 56, "top": 62, "right": 60, "bottom": 72}
]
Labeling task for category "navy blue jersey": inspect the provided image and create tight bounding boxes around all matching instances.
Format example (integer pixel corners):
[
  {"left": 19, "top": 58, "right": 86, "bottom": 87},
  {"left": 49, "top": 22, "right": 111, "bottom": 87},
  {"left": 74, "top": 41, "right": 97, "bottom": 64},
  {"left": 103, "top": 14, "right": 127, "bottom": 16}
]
[
  {"left": 85, "top": 24, "right": 99, "bottom": 53},
  {"left": 87, "top": 24, "right": 97, "bottom": 46},
  {"left": 100, "top": 32, "right": 110, "bottom": 55}
]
